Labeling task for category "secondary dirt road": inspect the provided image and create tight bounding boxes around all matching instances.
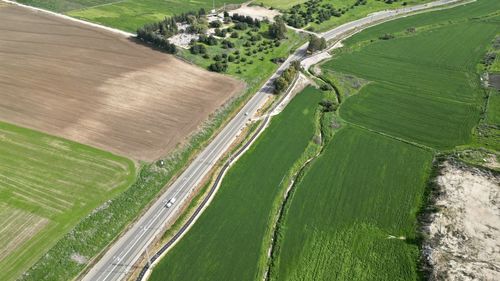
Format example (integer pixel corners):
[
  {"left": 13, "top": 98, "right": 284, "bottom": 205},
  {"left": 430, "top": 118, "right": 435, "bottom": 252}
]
[{"left": 0, "top": 4, "right": 244, "bottom": 161}]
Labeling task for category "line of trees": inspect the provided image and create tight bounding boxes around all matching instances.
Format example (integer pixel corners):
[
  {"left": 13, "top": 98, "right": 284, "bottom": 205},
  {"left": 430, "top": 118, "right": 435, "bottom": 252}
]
[
  {"left": 274, "top": 61, "right": 301, "bottom": 94},
  {"left": 230, "top": 13, "right": 262, "bottom": 28},
  {"left": 136, "top": 29, "right": 177, "bottom": 53}
]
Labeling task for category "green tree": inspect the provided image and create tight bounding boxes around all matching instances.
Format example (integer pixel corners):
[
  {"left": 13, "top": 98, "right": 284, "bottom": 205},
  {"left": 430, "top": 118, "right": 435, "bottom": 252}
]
[
  {"left": 269, "top": 17, "right": 287, "bottom": 40},
  {"left": 307, "top": 35, "right": 327, "bottom": 53}
]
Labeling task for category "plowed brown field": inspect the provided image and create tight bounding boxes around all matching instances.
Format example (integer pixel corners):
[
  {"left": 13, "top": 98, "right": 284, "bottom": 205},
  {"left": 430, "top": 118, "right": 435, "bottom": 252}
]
[{"left": 0, "top": 4, "right": 244, "bottom": 161}]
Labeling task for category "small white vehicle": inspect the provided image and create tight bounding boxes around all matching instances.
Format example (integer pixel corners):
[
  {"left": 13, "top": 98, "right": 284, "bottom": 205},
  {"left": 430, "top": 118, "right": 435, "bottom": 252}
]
[
  {"left": 244, "top": 112, "right": 249, "bottom": 116},
  {"left": 165, "top": 197, "right": 176, "bottom": 208}
]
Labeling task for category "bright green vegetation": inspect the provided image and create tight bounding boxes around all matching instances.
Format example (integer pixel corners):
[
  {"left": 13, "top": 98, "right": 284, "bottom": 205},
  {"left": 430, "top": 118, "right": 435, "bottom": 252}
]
[
  {"left": 180, "top": 25, "right": 305, "bottom": 84},
  {"left": 0, "top": 121, "right": 135, "bottom": 281},
  {"left": 17, "top": 0, "right": 247, "bottom": 32},
  {"left": 270, "top": 1, "right": 500, "bottom": 280},
  {"left": 281, "top": 0, "right": 432, "bottom": 32},
  {"left": 258, "top": 0, "right": 307, "bottom": 10},
  {"left": 15, "top": 0, "right": 118, "bottom": 12},
  {"left": 324, "top": 14, "right": 499, "bottom": 149},
  {"left": 273, "top": 126, "right": 433, "bottom": 280},
  {"left": 321, "top": 69, "right": 369, "bottom": 101},
  {"left": 149, "top": 87, "right": 323, "bottom": 281}
]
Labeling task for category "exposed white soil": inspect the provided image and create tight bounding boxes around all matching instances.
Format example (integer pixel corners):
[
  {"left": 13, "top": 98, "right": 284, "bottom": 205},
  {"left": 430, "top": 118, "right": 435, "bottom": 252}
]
[
  {"left": 169, "top": 32, "right": 199, "bottom": 49},
  {"left": 423, "top": 161, "right": 500, "bottom": 281},
  {"left": 70, "top": 253, "right": 88, "bottom": 265},
  {"left": 228, "top": 4, "right": 280, "bottom": 21}
]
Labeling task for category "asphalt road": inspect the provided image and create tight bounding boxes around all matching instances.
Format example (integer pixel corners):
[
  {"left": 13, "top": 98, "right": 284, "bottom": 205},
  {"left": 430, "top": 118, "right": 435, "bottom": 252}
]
[{"left": 83, "top": 1, "right": 465, "bottom": 280}]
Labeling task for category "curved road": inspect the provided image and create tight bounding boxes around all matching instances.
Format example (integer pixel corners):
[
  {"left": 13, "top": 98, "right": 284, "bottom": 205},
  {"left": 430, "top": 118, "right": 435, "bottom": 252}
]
[{"left": 83, "top": 1, "right": 465, "bottom": 280}]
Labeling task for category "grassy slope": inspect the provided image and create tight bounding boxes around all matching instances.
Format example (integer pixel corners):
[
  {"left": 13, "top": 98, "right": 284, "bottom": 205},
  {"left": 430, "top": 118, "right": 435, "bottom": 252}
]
[
  {"left": 259, "top": 0, "right": 307, "bottom": 10},
  {"left": 275, "top": 126, "right": 433, "bottom": 281},
  {"left": 149, "top": 87, "right": 322, "bottom": 281},
  {"left": 273, "top": 1, "right": 500, "bottom": 280},
  {"left": 57, "top": 0, "right": 245, "bottom": 32},
  {"left": 0, "top": 121, "right": 135, "bottom": 281},
  {"left": 324, "top": 13, "right": 499, "bottom": 149},
  {"left": 15, "top": 0, "right": 119, "bottom": 12},
  {"left": 17, "top": 0, "right": 247, "bottom": 32}
]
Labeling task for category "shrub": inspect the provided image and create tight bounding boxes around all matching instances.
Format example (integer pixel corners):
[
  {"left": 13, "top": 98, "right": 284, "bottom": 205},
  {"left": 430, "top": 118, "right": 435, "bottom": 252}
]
[
  {"left": 190, "top": 44, "right": 207, "bottom": 54},
  {"left": 235, "top": 22, "right": 249, "bottom": 30},
  {"left": 208, "top": 62, "right": 228, "bottom": 72},
  {"left": 379, "top": 33, "right": 395, "bottom": 40},
  {"left": 210, "top": 20, "right": 222, "bottom": 28}
]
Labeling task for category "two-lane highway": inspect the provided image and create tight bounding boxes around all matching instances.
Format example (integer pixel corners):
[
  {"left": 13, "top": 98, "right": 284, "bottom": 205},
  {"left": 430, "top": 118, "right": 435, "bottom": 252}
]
[{"left": 83, "top": 0, "right": 467, "bottom": 280}]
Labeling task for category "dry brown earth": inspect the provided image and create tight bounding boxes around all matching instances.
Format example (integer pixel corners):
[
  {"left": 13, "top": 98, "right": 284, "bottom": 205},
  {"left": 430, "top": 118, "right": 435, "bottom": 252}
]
[{"left": 0, "top": 4, "right": 244, "bottom": 161}]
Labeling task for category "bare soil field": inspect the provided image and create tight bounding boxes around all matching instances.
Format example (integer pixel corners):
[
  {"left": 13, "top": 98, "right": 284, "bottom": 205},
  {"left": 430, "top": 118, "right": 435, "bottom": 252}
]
[
  {"left": 0, "top": 4, "right": 244, "bottom": 161},
  {"left": 423, "top": 161, "right": 500, "bottom": 280}
]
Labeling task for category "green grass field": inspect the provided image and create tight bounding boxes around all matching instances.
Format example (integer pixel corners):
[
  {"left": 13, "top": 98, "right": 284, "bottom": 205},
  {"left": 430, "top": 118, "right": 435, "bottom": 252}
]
[
  {"left": 0, "top": 121, "right": 135, "bottom": 281},
  {"left": 258, "top": 0, "right": 306, "bottom": 10},
  {"left": 149, "top": 87, "right": 323, "bottom": 281},
  {"left": 322, "top": 11, "right": 499, "bottom": 149},
  {"left": 273, "top": 126, "right": 433, "bottom": 281},
  {"left": 17, "top": 0, "right": 247, "bottom": 32},
  {"left": 269, "top": 1, "right": 500, "bottom": 280},
  {"left": 486, "top": 89, "right": 500, "bottom": 125}
]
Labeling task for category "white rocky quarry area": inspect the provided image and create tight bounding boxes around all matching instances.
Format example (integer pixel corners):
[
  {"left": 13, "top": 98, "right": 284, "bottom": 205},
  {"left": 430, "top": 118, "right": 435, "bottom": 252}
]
[{"left": 423, "top": 161, "right": 500, "bottom": 280}]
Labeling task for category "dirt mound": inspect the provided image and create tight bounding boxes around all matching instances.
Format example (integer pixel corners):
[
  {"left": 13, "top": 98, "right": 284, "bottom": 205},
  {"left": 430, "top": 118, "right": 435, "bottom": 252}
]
[
  {"left": 0, "top": 4, "right": 244, "bottom": 161},
  {"left": 423, "top": 161, "right": 500, "bottom": 280}
]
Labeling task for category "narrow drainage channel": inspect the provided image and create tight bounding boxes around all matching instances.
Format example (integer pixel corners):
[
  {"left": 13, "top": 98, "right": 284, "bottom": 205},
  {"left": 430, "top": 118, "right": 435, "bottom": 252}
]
[{"left": 264, "top": 116, "right": 331, "bottom": 280}]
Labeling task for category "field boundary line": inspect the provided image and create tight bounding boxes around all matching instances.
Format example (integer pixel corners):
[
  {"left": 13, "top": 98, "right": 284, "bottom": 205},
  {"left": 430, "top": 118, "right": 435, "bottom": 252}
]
[
  {"left": 68, "top": 0, "right": 126, "bottom": 13},
  {"left": 344, "top": 120, "right": 435, "bottom": 151},
  {"left": 3, "top": 0, "right": 133, "bottom": 37}
]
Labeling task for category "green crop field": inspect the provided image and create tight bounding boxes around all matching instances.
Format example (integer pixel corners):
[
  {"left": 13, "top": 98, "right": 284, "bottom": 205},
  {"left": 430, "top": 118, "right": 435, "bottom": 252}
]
[
  {"left": 0, "top": 121, "right": 135, "bottom": 281},
  {"left": 149, "top": 87, "right": 323, "bottom": 281},
  {"left": 17, "top": 0, "right": 247, "bottom": 32},
  {"left": 273, "top": 126, "right": 433, "bottom": 280},
  {"left": 323, "top": 6, "right": 500, "bottom": 149}
]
